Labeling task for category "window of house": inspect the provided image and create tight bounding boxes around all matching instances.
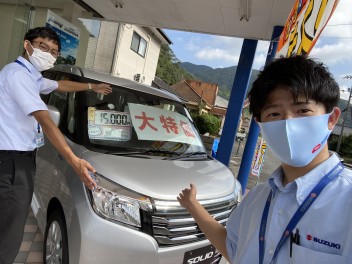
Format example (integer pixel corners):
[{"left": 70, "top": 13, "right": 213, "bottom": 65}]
[{"left": 131, "top": 31, "right": 147, "bottom": 57}]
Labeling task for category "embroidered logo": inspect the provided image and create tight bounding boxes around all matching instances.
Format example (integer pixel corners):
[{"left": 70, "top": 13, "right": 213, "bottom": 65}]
[
  {"left": 306, "top": 234, "right": 341, "bottom": 249},
  {"left": 312, "top": 144, "right": 321, "bottom": 153},
  {"left": 312, "top": 134, "right": 329, "bottom": 153}
]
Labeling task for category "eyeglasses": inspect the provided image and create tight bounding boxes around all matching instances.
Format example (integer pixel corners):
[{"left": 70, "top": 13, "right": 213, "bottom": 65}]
[{"left": 32, "top": 41, "right": 60, "bottom": 58}]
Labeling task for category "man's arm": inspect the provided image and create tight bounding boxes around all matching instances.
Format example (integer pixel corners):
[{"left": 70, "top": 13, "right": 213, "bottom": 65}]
[
  {"left": 57, "top": 80, "right": 112, "bottom": 94},
  {"left": 32, "top": 110, "right": 97, "bottom": 189},
  {"left": 177, "top": 184, "right": 230, "bottom": 262}
]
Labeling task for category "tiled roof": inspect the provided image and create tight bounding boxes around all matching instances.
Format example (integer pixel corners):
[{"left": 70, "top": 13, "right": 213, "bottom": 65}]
[
  {"left": 171, "top": 81, "right": 203, "bottom": 103},
  {"left": 152, "top": 77, "right": 190, "bottom": 103},
  {"left": 332, "top": 125, "right": 352, "bottom": 136},
  {"left": 152, "top": 76, "right": 170, "bottom": 90},
  {"left": 186, "top": 80, "right": 218, "bottom": 106},
  {"left": 209, "top": 106, "right": 227, "bottom": 116},
  {"left": 215, "top": 95, "right": 228, "bottom": 108},
  {"left": 153, "top": 78, "right": 224, "bottom": 114}
]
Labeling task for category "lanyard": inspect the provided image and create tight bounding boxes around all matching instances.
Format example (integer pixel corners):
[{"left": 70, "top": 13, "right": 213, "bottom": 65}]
[
  {"left": 15, "top": 59, "right": 31, "bottom": 73},
  {"left": 259, "top": 162, "right": 344, "bottom": 264},
  {"left": 15, "top": 59, "right": 42, "bottom": 133}
]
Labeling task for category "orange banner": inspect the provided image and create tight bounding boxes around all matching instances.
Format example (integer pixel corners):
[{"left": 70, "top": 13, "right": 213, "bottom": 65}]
[{"left": 276, "top": 0, "right": 339, "bottom": 57}]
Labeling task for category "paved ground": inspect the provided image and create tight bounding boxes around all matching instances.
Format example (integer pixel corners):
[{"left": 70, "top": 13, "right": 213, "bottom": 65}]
[
  {"left": 14, "top": 209, "right": 43, "bottom": 264},
  {"left": 18, "top": 137, "right": 279, "bottom": 264},
  {"left": 229, "top": 138, "right": 281, "bottom": 191}
]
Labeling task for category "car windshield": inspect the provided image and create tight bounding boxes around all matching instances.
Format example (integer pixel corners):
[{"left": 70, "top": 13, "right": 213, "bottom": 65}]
[{"left": 85, "top": 85, "right": 206, "bottom": 156}]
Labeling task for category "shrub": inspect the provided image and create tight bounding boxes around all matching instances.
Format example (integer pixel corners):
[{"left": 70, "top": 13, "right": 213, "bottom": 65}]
[
  {"left": 339, "top": 134, "right": 352, "bottom": 157},
  {"left": 329, "top": 134, "right": 352, "bottom": 158},
  {"left": 192, "top": 113, "right": 221, "bottom": 135}
]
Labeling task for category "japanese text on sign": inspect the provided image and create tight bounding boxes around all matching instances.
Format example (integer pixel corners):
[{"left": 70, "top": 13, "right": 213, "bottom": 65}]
[{"left": 128, "top": 103, "right": 202, "bottom": 146}]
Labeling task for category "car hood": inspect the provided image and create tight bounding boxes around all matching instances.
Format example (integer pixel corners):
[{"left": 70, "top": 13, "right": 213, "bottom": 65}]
[{"left": 82, "top": 151, "right": 237, "bottom": 201}]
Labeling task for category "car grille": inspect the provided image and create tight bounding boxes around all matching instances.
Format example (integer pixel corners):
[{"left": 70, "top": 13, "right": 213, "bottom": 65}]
[{"left": 151, "top": 192, "right": 239, "bottom": 247}]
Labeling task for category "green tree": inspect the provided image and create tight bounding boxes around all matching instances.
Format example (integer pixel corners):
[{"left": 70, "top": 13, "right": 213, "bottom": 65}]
[
  {"left": 156, "top": 44, "right": 195, "bottom": 85},
  {"left": 329, "top": 134, "right": 352, "bottom": 159},
  {"left": 192, "top": 114, "right": 221, "bottom": 135}
]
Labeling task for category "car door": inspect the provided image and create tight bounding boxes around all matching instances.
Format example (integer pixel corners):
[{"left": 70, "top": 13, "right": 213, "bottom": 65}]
[{"left": 33, "top": 73, "right": 71, "bottom": 228}]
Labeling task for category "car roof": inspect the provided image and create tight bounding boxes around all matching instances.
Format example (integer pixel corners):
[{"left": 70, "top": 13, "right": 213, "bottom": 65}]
[{"left": 48, "top": 64, "right": 182, "bottom": 102}]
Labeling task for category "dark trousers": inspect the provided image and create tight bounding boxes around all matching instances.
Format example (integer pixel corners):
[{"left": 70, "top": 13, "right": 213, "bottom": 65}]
[{"left": 0, "top": 151, "right": 36, "bottom": 264}]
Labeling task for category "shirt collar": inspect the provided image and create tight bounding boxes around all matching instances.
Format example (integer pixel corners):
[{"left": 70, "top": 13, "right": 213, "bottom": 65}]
[
  {"left": 16, "top": 56, "right": 42, "bottom": 81},
  {"left": 268, "top": 167, "right": 296, "bottom": 194},
  {"left": 268, "top": 152, "right": 341, "bottom": 204}
]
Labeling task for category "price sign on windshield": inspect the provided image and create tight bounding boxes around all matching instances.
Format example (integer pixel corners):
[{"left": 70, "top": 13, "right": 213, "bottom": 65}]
[
  {"left": 87, "top": 107, "right": 132, "bottom": 141},
  {"left": 95, "top": 111, "right": 131, "bottom": 126}
]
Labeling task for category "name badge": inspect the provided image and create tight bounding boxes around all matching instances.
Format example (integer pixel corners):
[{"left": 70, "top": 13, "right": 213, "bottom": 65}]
[{"left": 36, "top": 131, "right": 45, "bottom": 148}]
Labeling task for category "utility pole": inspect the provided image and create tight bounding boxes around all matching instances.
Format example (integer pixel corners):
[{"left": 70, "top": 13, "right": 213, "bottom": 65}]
[{"left": 336, "top": 75, "right": 352, "bottom": 154}]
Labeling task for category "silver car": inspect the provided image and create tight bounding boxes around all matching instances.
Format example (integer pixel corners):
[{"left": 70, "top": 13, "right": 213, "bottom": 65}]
[{"left": 32, "top": 65, "right": 242, "bottom": 264}]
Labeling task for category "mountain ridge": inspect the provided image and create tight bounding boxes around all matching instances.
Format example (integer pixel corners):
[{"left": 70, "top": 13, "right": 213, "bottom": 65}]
[
  {"left": 179, "top": 61, "right": 351, "bottom": 127},
  {"left": 180, "top": 62, "right": 260, "bottom": 100}
]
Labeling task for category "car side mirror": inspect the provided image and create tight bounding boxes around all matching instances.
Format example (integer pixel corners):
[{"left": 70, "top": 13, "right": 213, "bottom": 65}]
[{"left": 47, "top": 105, "right": 61, "bottom": 126}]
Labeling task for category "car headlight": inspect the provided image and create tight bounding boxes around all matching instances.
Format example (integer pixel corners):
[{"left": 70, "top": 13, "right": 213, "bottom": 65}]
[
  {"left": 87, "top": 172, "right": 152, "bottom": 228},
  {"left": 234, "top": 180, "right": 242, "bottom": 204}
]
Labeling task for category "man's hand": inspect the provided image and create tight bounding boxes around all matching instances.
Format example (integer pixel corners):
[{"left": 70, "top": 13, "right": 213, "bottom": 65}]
[
  {"left": 33, "top": 110, "right": 98, "bottom": 190},
  {"left": 92, "top": 83, "right": 112, "bottom": 95},
  {"left": 70, "top": 157, "right": 97, "bottom": 190},
  {"left": 177, "top": 183, "right": 230, "bottom": 261},
  {"left": 57, "top": 80, "right": 112, "bottom": 94},
  {"left": 177, "top": 183, "right": 198, "bottom": 211}
]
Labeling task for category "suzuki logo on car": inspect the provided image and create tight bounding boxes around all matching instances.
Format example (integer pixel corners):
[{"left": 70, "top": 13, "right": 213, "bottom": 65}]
[{"left": 187, "top": 251, "right": 214, "bottom": 264}]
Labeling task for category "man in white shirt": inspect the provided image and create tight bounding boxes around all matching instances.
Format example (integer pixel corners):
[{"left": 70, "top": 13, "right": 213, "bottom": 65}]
[
  {"left": 0, "top": 27, "right": 112, "bottom": 264},
  {"left": 178, "top": 55, "right": 352, "bottom": 264}
]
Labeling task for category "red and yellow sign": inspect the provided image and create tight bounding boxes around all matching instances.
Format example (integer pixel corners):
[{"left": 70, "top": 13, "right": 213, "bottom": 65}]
[
  {"left": 276, "top": 0, "right": 339, "bottom": 57},
  {"left": 251, "top": 138, "right": 267, "bottom": 177}
]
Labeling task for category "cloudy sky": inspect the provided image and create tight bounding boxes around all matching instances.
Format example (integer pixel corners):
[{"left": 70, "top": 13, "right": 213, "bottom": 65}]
[{"left": 164, "top": 0, "right": 352, "bottom": 100}]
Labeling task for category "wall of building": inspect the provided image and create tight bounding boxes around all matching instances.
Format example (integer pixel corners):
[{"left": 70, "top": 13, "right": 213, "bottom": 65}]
[
  {"left": 0, "top": 2, "right": 93, "bottom": 69},
  {"left": 0, "top": 4, "right": 23, "bottom": 68},
  {"left": 85, "top": 20, "right": 119, "bottom": 73},
  {"left": 143, "top": 30, "right": 162, "bottom": 85},
  {"left": 0, "top": 2, "right": 164, "bottom": 86},
  {"left": 30, "top": 6, "right": 91, "bottom": 67},
  {"left": 187, "top": 80, "right": 218, "bottom": 106},
  {"left": 112, "top": 24, "right": 162, "bottom": 85}
]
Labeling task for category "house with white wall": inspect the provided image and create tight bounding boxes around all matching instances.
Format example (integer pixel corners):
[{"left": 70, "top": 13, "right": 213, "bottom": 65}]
[
  {"left": 84, "top": 21, "right": 171, "bottom": 85},
  {"left": 0, "top": 0, "right": 171, "bottom": 87}
]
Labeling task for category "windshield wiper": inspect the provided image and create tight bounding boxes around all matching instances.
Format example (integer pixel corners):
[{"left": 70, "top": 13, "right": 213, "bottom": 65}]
[
  {"left": 106, "top": 149, "right": 180, "bottom": 157},
  {"left": 105, "top": 149, "right": 208, "bottom": 160},
  {"left": 169, "top": 151, "right": 208, "bottom": 160}
]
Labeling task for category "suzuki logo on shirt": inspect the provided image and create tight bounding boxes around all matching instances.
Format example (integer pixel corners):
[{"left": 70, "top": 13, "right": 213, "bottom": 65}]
[{"left": 306, "top": 234, "right": 341, "bottom": 249}]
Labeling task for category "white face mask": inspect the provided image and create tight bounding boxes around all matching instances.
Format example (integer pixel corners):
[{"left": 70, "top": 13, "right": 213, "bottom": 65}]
[
  {"left": 258, "top": 113, "right": 332, "bottom": 167},
  {"left": 26, "top": 43, "right": 56, "bottom": 72}
]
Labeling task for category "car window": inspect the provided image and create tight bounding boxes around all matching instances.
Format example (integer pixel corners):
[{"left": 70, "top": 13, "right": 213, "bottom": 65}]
[
  {"left": 40, "top": 71, "right": 57, "bottom": 103},
  {"left": 48, "top": 90, "right": 68, "bottom": 128},
  {"left": 67, "top": 92, "right": 76, "bottom": 134},
  {"left": 85, "top": 85, "right": 205, "bottom": 155}
]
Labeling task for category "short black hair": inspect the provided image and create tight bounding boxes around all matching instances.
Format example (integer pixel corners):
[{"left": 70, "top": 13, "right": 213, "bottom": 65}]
[
  {"left": 24, "top": 27, "right": 61, "bottom": 52},
  {"left": 249, "top": 55, "right": 340, "bottom": 121}
]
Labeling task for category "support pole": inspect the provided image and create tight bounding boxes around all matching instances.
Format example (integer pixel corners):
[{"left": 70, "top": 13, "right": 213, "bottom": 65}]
[
  {"left": 237, "top": 26, "right": 283, "bottom": 194},
  {"left": 216, "top": 39, "right": 257, "bottom": 166},
  {"left": 336, "top": 87, "right": 352, "bottom": 154}
]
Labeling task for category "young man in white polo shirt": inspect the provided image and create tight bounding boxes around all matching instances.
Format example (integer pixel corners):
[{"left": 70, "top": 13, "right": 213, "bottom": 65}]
[
  {"left": 0, "top": 27, "right": 112, "bottom": 264},
  {"left": 178, "top": 55, "right": 352, "bottom": 264}
]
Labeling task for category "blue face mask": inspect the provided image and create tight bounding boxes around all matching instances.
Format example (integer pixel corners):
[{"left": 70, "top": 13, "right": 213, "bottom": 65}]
[{"left": 258, "top": 113, "right": 332, "bottom": 167}]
